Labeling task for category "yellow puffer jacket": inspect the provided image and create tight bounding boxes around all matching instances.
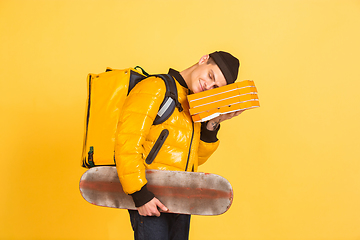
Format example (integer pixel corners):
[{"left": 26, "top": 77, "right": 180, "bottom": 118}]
[{"left": 114, "top": 76, "right": 219, "bottom": 194}]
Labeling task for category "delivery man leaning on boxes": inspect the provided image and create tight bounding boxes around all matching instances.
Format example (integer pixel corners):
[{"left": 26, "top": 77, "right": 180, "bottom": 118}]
[{"left": 115, "top": 51, "right": 242, "bottom": 240}]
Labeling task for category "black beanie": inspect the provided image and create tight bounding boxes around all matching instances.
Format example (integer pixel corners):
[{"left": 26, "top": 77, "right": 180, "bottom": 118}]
[{"left": 209, "top": 51, "right": 240, "bottom": 84}]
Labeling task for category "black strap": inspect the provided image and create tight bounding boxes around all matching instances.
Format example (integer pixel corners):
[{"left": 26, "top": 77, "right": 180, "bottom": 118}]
[{"left": 155, "top": 74, "right": 183, "bottom": 112}]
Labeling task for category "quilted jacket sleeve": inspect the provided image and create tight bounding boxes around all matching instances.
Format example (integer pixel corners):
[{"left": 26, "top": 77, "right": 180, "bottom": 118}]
[{"left": 114, "top": 77, "right": 166, "bottom": 194}]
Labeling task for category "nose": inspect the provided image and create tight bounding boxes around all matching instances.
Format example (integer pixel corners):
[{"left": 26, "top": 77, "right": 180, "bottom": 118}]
[{"left": 204, "top": 80, "right": 216, "bottom": 90}]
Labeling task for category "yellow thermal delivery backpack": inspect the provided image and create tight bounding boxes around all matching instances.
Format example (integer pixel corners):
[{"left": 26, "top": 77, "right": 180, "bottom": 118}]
[{"left": 81, "top": 67, "right": 182, "bottom": 168}]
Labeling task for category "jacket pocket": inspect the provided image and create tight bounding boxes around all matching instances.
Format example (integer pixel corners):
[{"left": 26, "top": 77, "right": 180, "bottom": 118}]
[{"left": 145, "top": 129, "right": 169, "bottom": 165}]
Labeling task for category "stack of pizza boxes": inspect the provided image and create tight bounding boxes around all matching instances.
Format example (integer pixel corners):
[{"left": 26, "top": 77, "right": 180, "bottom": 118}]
[{"left": 187, "top": 80, "right": 260, "bottom": 122}]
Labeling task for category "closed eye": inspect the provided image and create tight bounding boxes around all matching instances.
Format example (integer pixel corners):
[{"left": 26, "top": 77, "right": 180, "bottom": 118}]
[{"left": 210, "top": 70, "right": 219, "bottom": 88}]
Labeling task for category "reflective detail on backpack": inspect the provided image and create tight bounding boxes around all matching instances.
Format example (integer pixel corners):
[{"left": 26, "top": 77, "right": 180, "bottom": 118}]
[{"left": 157, "top": 98, "right": 174, "bottom": 118}]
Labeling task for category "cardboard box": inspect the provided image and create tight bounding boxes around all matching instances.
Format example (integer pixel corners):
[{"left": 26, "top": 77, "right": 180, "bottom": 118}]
[{"left": 187, "top": 80, "right": 260, "bottom": 122}]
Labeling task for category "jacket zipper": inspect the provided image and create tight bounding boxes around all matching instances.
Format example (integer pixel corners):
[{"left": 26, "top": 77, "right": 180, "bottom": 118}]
[
  {"left": 83, "top": 76, "right": 92, "bottom": 168},
  {"left": 185, "top": 121, "right": 194, "bottom": 171},
  {"left": 145, "top": 129, "right": 169, "bottom": 165}
]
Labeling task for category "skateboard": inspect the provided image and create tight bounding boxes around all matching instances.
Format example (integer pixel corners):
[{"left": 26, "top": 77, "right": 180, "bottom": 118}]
[{"left": 79, "top": 166, "right": 233, "bottom": 216}]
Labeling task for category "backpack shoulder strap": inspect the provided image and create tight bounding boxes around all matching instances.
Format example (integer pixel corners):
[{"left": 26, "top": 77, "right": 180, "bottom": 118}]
[{"left": 151, "top": 74, "right": 183, "bottom": 125}]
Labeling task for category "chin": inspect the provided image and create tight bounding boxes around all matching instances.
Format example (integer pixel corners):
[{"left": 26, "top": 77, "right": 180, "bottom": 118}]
[{"left": 195, "top": 86, "right": 203, "bottom": 94}]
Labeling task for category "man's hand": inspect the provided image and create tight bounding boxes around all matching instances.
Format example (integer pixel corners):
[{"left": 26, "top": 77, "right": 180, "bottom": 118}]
[
  {"left": 206, "top": 110, "right": 244, "bottom": 131},
  {"left": 137, "top": 197, "right": 168, "bottom": 217}
]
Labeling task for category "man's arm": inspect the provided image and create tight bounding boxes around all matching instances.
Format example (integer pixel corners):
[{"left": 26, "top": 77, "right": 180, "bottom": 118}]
[
  {"left": 115, "top": 77, "right": 168, "bottom": 215},
  {"left": 206, "top": 110, "right": 244, "bottom": 131}
]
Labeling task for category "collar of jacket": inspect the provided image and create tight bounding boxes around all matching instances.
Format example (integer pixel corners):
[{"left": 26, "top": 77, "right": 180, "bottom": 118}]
[{"left": 168, "top": 68, "right": 188, "bottom": 89}]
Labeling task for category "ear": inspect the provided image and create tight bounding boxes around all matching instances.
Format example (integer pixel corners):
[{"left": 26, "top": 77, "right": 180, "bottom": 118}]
[{"left": 198, "top": 54, "right": 210, "bottom": 65}]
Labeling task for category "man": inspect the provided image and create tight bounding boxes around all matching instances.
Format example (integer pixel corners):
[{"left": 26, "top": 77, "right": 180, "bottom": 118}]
[{"left": 115, "top": 51, "right": 242, "bottom": 240}]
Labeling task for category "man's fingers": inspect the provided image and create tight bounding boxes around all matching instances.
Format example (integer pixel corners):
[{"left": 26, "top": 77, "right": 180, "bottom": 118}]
[
  {"left": 137, "top": 198, "right": 168, "bottom": 217},
  {"left": 235, "top": 110, "right": 244, "bottom": 116},
  {"left": 140, "top": 207, "right": 160, "bottom": 217},
  {"left": 153, "top": 209, "right": 161, "bottom": 217},
  {"left": 155, "top": 198, "right": 169, "bottom": 212},
  {"left": 226, "top": 110, "right": 244, "bottom": 119}
]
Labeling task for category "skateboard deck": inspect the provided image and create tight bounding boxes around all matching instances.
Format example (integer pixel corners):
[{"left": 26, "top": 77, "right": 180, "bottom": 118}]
[{"left": 79, "top": 166, "right": 233, "bottom": 215}]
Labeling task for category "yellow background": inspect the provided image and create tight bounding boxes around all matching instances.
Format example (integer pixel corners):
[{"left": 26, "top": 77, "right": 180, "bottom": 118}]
[{"left": 1, "top": 0, "right": 359, "bottom": 239}]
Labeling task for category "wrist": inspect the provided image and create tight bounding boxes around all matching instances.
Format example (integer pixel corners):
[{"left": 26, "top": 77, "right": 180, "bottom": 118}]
[
  {"left": 201, "top": 121, "right": 220, "bottom": 143},
  {"left": 130, "top": 184, "right": 155, "bottom": 207},
  {"left": 206, "top": 120, "right": 220, "bottom": 131}
]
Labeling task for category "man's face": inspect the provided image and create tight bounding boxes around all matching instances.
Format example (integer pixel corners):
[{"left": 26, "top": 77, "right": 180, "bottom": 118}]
[{"left": 188, "top": 55, "right": 227, "bottom": 94}]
